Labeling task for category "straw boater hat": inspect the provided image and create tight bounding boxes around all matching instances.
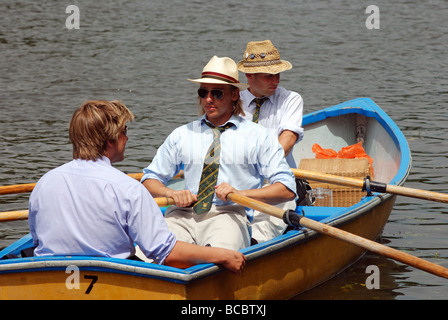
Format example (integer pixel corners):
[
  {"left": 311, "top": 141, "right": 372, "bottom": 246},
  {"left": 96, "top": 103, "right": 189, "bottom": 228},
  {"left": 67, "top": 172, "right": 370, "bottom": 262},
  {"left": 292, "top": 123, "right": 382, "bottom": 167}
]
[
  {"left": 237, "top": 40, "right": 292, "bottom": 74},
  {"left": 188, "top": 56, "right": 249, "bottom": 90}
]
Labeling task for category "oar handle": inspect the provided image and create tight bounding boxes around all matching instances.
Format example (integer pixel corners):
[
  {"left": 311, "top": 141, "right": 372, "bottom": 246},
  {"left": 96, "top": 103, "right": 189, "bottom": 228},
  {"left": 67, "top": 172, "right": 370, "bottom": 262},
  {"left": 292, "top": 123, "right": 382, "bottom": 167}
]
[
  {"left": 226, "top": 193, "right": 302, "bottom": 228},
  {"left": 227, "top": 193, "right": 284, "bottom": 219},
  {"left": 155, "top": 197, "right": 175, "bottom": 207}
]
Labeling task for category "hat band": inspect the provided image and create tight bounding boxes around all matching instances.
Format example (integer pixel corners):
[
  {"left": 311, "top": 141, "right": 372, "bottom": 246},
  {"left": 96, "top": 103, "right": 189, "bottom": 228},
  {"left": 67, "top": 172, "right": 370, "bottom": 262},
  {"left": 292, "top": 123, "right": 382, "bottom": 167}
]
[
  {"left": 202, "top": 71, "right": 239, "bottom": 84},
  {"left": 243, "top": 59, "right": 282, "bottom": 68}
]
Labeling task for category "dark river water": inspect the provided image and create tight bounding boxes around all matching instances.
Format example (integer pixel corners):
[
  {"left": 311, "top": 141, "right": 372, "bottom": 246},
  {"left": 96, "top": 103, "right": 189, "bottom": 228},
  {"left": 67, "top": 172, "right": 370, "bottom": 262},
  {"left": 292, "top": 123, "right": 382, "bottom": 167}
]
[{"left": 1, "top": 0, "right": 447, "bottom": 299}]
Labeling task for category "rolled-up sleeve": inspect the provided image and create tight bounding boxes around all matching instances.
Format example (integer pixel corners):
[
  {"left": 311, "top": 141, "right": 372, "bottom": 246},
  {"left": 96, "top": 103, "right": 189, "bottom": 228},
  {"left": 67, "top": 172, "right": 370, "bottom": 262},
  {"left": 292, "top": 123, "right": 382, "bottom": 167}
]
[
  {"left": 278, "top": 92, "right": 304, "bottom": 143},
  {"left": 141, "top": 131, "right": 182, "bottom": 185},
  {"left": 258, "top": 130, "right": 297, "bottom": 196}
]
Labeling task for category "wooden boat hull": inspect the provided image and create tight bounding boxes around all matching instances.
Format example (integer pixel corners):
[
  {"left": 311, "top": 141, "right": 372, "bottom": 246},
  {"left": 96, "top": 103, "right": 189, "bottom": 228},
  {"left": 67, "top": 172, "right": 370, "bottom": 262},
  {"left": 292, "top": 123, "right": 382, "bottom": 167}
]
[
  {"left": 0, "top": 98, "right": 411, "bottom": 299},
  {"left": 0, "top": 198, "right": 395, "bottom": 300}
]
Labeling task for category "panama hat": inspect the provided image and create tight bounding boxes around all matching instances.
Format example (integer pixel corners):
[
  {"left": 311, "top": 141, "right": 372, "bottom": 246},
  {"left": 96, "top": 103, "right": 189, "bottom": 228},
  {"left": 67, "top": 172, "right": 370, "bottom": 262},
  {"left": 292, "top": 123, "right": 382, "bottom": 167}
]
[
  {"left": 188, "top": 56, "right": 249, "bottom": 90},
  {"left": 237, "top": 40, "right": 292, "bottom": 74}
]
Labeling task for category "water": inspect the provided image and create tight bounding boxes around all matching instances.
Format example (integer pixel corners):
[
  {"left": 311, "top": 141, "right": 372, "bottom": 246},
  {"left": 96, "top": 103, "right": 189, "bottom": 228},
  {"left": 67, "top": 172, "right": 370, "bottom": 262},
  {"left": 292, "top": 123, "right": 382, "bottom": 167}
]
[{"left": 1, "top": 0, "right": 447, "bottom": 299}]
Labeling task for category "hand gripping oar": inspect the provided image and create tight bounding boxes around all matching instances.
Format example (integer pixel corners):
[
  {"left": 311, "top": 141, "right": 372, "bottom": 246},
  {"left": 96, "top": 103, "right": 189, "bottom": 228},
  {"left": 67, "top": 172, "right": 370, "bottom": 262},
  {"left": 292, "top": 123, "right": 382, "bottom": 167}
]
[
  {"left": 226, "top": 192, "right": 448, "bottom": 280},
  {"left": 292, "top": 168, "right": 448, "bottom": 204}
]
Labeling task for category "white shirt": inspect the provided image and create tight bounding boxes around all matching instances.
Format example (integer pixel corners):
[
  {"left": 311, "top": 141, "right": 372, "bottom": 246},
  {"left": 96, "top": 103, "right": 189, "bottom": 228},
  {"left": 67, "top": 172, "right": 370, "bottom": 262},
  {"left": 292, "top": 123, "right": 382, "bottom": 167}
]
[
  {"left": 142, "top": 115, "right": 297, "bottom": 221},
  {"left": 29, "top": 157, "right": 176, "bottom": 264},
  {"left": 240, "top": 87, "right": 304, "bottom": 168}
]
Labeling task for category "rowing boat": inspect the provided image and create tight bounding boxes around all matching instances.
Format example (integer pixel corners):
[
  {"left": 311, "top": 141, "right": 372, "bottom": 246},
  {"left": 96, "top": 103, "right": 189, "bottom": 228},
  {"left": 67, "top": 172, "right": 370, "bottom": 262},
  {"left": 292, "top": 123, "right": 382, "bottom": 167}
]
[{"left": 0, "top": 97, "right": 411, "bottom": 299}]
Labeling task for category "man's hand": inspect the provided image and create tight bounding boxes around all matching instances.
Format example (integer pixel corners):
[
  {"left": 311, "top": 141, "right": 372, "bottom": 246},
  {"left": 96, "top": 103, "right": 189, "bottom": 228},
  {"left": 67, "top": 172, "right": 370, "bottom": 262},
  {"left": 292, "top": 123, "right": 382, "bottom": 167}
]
[
  {"left": 215, "top": 247, "right": 246, "bottom": 274},
  {"left": 165, "top": 241, "right": 246, "bottom": 274},
  {"left": 166, "top": 189, "right": 197, "bottom": 207},
  {"left": 214, "top": 182, "right": 240, "bottom": 201}
]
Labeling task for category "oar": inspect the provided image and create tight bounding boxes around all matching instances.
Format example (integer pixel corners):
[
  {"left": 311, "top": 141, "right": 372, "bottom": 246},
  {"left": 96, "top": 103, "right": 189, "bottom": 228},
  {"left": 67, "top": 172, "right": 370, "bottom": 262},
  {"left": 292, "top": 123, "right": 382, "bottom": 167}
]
[
  {"left": 227, "top": 192, "right": 448, "bottom": 280},
  {"left": 292, "top": 168, "right": 448, "bottom": 204},
  {"left": 0, "top": 173, "right": 145, "bottom": 195},
  {"left": 6, "top": 167, "right": 448, "bottom": 204},
  {"left": 0, "top": 197, "right": 175, "bottom": 222},
  {"left": 0, "top": 210, "right": 29, "bottom": 222},
  {"left": 0, "top": 183, "right": 37, "bottom": 196},
  {"left": 0, "top": 171, "right": 186, "bottom": 196}
]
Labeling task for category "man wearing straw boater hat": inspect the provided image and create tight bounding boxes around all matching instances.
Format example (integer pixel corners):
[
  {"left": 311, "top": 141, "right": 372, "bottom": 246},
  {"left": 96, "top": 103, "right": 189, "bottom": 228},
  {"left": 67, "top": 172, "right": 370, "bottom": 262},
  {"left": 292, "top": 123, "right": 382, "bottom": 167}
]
[
  {"left": 238, "top": 40, "right": 304, "bottom": 243},
  {"left": 142, "top": 56, "right": 296, "bottom": 250}
]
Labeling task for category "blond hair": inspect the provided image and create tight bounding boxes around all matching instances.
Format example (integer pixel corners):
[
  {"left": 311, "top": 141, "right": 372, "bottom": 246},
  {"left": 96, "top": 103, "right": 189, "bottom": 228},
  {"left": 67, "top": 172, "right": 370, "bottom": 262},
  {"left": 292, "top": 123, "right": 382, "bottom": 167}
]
[{"left": 69, "top": 100, "right": 134, "bottom": 160}]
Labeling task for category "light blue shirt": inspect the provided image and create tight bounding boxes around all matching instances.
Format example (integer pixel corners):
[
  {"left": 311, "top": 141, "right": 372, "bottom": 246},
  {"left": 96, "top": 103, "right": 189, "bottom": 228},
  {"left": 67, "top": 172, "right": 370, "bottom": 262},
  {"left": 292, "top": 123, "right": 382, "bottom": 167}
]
[
  {"left": 29, "top": 157, "right": 176, "bottom": 264},
  {"left": 141, "top": 115, "right": 297, "bottom": 220},
  {"left": 240, "top": 87, "right": 304, "bottom": 168}
]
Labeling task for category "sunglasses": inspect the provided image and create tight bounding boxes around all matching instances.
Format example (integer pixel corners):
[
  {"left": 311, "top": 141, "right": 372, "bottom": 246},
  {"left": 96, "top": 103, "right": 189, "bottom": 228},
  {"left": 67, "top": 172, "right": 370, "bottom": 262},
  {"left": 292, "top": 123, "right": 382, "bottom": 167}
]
[{"left": 197, "top": 88, "right": 224, "bottom": 100}]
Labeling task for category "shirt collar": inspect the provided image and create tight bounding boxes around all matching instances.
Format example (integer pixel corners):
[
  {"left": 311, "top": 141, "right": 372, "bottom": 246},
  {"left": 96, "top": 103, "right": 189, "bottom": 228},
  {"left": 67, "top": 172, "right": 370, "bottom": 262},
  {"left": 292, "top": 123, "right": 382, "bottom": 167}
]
[
  {"left": 244, "top": 90, "right": 275, "bottom": 107},
  {"left": 73, "top": 156, "right": 112, "bottom": 166},
  {"left": 100, "top": 155, "right": 112, "bottom": 166},
  {"left": 200, "top": 114, "right": 241, "bottom": 129}
]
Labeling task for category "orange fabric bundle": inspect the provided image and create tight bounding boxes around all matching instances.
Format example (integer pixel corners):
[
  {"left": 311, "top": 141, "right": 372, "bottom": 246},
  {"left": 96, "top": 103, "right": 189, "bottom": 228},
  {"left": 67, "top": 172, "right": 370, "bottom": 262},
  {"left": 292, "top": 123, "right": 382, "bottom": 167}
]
[
  {"left": 312, "top": 142, "right": 374, "bottom": 176},
  {"left": 311, "top": 144, "right": 337, "bottom": 159}
]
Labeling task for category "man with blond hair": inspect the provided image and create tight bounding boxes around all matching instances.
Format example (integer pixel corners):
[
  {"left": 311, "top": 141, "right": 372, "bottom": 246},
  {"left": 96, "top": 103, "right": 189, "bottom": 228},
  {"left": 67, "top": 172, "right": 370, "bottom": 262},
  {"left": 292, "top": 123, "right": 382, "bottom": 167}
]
[{"left": 29, "top": 100, "right": 245, "bottom": 273}]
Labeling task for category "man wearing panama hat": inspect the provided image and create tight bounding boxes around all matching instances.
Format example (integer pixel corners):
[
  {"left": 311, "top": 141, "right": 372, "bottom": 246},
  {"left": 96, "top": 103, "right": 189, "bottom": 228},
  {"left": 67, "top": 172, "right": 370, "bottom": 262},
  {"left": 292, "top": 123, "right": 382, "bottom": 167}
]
[
  {"left": 142, "top": 56, "right": 296, "bottom": 250},
  {"left": 238, "top": 40, "right": 304, "bottom": 243}
]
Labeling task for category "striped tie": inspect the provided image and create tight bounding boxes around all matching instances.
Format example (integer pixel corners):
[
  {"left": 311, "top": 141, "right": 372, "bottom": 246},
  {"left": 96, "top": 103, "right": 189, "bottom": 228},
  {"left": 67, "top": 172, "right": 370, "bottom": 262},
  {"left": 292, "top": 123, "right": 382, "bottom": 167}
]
[
  {"left": 193, "top": 121, "right": 233, "bottom": 214},
  {"left": 252, "top": 97, "right": 268, "bottom": 123}
]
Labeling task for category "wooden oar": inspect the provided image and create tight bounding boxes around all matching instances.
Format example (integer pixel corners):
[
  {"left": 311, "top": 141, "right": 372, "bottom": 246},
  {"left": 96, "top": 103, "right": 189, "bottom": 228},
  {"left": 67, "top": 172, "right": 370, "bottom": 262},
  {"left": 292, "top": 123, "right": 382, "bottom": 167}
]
[
  {"left": 227, "top": 192, "right": 448, "bottom": 280},
  {"left": 0, "top": 183, "right": 37, "bottom": 196},
  {"left": 292, "top": 168, "right": 448, "bottom": 204},
  {"left": 0, "top": 197, "right": 175, "bottom": 222},
  {"left": 155, "top": 197, "right": 175, "bottom": 207},
  {"left": 0, "top": 173, "right": 145, "bottom": 195},
  {"left": 6, "top": 167, "right": 448, "bottom": 204},
  {"left": 0, "top": 210, "right": 29, "bottom": 222},
  {"left": 0, "top": 171, "right": 187, "bottom": 196}
]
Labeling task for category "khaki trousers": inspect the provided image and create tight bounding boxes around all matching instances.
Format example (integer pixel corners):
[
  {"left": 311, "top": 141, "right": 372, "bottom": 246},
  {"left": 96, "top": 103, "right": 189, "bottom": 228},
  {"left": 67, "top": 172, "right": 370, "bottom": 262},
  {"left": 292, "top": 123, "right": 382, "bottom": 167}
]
[{"left": 164, "top": 204, "right": 251, "bottom": 250}]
